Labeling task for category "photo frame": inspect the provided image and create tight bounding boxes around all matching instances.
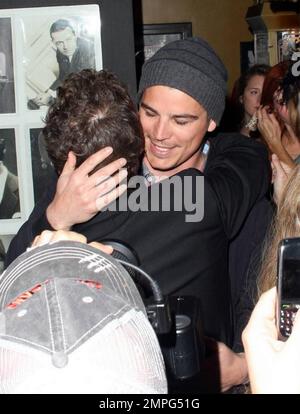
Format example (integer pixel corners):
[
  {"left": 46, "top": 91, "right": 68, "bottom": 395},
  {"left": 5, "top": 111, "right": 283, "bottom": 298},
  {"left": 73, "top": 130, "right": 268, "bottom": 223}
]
[
  {"left": 240, "top": 41, "right": 255, "bottom": 74},
  {"left": 277, "top": 30, "right": 300, "bottom": 62},
  {"left": 135, "top": 22, "right": 192, "bottom": 82},
  {"left": 0, "top": 4, "right": 102, "bottom": 234}
]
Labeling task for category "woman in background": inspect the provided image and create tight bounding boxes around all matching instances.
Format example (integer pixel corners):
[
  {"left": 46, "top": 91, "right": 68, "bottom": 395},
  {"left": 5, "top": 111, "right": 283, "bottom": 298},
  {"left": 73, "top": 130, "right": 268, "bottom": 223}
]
[
  {"left": 258, "top": 61, "right": 300, "bottom": 167},
  {"left": 229, "top": 64, "right": 270, "bottom": 137}
]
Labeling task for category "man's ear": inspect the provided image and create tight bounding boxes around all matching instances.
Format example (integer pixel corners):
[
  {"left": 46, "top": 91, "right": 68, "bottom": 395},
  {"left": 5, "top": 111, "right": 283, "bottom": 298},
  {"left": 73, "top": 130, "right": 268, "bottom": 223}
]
[
  {"left": 208, "top": 119, "right": 217, "bottom": 132},
  {"left": 239, "top": 95, "right": 243, "bottom": 104}
]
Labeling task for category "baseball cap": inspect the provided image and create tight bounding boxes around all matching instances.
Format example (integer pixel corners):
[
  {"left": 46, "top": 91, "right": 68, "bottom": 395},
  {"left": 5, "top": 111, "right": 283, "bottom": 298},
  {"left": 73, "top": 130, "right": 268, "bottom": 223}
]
[{"left": 0, "top": 241, "right": 167, "bottom": 394}]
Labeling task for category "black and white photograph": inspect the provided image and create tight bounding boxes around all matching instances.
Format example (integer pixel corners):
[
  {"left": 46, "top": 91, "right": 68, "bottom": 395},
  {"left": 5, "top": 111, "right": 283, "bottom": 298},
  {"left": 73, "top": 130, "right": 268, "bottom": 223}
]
[
  {"left": 0, "top": 18, "right": 15, "bottom": 114},
  {"left": 22, "top": 10, "right": 101, "bottom": 110},
  {"left": 30, "top": 128, "right": 55, "bottom": 203},
  {"left": 277, "top": 30, "right": 300, "bottom": 62},
  {"left": 0, "top": 129, "right": 20, "bottom": 220},
  {"left": 135, "top": 23, "right": 192, "bottom": 82},
  {"left": 0, "top": 5, "right": 102, "bottom": 234},
  {"left": 240, "top": 41, "right": 255, "bottom": 73}
]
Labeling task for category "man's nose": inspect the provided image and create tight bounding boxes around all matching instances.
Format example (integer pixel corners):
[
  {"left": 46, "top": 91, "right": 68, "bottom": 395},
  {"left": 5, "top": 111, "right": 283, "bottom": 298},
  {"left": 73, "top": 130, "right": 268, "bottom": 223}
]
[{"left": 153, "top": 118, "right": 171, "bottom": 141}]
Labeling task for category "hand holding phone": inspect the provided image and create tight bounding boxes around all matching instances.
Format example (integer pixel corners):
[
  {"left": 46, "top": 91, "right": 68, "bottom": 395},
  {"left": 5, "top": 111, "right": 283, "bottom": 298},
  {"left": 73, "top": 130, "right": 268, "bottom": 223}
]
[{"left": 277, "top": 238, "right": 300, "bottom": 340}]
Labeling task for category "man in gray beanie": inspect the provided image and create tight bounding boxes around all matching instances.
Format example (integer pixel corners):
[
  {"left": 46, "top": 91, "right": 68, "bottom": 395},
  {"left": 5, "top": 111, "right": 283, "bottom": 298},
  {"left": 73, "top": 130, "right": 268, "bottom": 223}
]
[
  {"left": 138, "top": 37, "right": 227, "bottom": 125},
  {"left": 6, "top": 37, "right": 270, "bottom": 393}
]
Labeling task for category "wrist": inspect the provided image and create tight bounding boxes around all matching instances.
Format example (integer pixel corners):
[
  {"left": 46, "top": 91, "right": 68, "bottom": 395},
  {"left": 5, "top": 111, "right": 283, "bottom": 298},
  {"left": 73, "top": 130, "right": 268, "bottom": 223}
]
[
  {"left": 237, "top": 352, "right": 249, "bottom": 385},
  {"left": 46, "top": 203, "right": 71, "bottom": 231}
]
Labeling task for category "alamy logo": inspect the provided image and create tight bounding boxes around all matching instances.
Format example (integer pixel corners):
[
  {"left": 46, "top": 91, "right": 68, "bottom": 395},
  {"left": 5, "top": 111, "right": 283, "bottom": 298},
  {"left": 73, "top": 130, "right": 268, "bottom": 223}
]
[
  {"left": 291, "top": 52, "right": 300, "bottom": 77},
  {"left": 103, "top": 175, "right": 205, "bottom": 223}
]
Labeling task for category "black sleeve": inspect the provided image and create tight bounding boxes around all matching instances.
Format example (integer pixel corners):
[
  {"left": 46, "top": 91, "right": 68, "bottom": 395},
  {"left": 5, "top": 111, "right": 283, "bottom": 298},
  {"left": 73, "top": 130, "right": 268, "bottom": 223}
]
[
  {"left": 232, "top": 243, "right": 265, "bottom": 353},
  {"left": 205, "top": 133, "right": 271, "bottom": 240},
  {"left": 230, "top": 199, "right": 274, "bottom": 352},
  {"left": 4, "top": 175, "right": 57, "bottom": 268},
  {"left": 229, "top": 198, "right": 274, "bottom": 310}
]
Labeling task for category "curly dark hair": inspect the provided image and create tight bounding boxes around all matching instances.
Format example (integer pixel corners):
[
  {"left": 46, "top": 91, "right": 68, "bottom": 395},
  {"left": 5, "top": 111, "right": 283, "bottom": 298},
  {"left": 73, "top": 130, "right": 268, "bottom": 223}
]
[{"left": 43, "top": 69, "right": 144, "bottom": 177}]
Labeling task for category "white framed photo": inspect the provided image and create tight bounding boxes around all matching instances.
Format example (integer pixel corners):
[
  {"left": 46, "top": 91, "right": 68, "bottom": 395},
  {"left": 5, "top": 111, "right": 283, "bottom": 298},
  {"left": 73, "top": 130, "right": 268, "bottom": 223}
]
[
  {"left": 20, "top": 8, "right": 102, "bottom": 111},
  {"left": 0, "top": 4, "right": 102, "bottom": 235}
]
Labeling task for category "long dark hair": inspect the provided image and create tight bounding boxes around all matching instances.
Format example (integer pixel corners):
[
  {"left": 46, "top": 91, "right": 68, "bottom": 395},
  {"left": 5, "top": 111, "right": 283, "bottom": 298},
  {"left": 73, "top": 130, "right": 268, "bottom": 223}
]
[{"left": 224, "top": 64, "right": 270, "bottom": 133}]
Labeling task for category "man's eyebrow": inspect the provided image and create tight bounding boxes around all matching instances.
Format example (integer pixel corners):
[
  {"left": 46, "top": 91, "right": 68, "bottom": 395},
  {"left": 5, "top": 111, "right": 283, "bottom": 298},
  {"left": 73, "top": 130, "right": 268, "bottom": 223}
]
[
  {"left": 141, "top": 102, "right": 199, "bottom": 119},
  {"left": 173, "top": 114, "right": 199, "bottom": 120},
  {"left": 140, "top": 102, "right": 158, "bottom": 114}
]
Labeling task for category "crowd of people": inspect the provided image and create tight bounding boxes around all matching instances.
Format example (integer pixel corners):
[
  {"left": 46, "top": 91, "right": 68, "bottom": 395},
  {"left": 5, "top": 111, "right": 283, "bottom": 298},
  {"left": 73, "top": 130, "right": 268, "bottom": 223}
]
[{"left": 1, "top": 30, "right": 300, "bottom": 394}]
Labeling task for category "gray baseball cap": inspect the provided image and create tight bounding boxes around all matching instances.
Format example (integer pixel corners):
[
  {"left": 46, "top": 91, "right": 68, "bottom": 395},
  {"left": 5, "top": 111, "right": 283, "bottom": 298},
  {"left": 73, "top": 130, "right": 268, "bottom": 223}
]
[{"left": 0, "top": 241, "right": 167, "bottom": 394}]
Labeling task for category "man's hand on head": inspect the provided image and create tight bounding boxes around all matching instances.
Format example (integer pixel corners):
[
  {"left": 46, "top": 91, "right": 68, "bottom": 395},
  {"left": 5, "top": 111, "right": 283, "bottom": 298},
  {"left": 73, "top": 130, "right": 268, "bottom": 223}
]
[{"left": 46, "top": 148, "right": 128, "bottom": 230}]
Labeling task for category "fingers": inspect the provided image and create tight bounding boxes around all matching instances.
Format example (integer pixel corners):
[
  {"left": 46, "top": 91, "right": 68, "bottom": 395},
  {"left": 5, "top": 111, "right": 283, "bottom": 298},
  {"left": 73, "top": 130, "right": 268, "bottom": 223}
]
[
  {"left": 92, "top": 158, "right": 127, "bottom": 186},
  {"left": 94, "top": 168, "right": 128, "bottom": 195},
  {"left": 77, "top": 147, "right": 113, "bottom": 177},
  {"left": 287, "top": 309, "right": 300, "bottom": 345},
  {"left": 60, "top": 151, "right": 77, "bottom": 177},
  {"left": 67, "top": 148, "right": 127, "bottom": 190},
  {"left": 32, "top": 230, "right": 87, "bottom": 247},
  {"left": 251, "top": 287, "right": 277, "bottom": 323},
  {"left": 31, "top": 230, "right": 114, "bottom": 260},
  {"left": 88, "top": 241, "right": 113, "bottom": 255},
  {"left": 95, "top": 183, "right": 127, "bottom": 211},
  {"left": 257, "top": 106, "right": 277, "bottom": 123},
  {"left": 32, "top": 230, "right": 54, "bottom": 247},
  {"left": 84, "top": 168, "right": 128, "bottom": 212}
]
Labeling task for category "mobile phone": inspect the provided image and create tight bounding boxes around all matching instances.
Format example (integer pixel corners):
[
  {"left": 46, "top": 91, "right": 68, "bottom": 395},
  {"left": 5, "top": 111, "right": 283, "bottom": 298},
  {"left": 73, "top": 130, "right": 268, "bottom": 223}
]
[{"left": 277, "top": 238, "right": 300, "bottom": 340}]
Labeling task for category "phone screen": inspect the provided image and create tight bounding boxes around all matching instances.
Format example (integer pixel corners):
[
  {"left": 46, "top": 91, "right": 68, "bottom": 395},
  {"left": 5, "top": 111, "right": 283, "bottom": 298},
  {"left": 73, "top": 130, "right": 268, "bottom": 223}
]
[{"left": 282, "top": 258, "right": 300, "bottom": 303}]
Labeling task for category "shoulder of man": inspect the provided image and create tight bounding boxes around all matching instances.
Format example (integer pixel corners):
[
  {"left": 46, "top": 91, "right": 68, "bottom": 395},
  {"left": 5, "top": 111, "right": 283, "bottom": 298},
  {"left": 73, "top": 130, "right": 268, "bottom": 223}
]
[
  {"left": 208, "top": 132, "right": 267, "bottom": 155},
  {"left": 206, "top": 131, "right": 270, "bottom": 173},
  {"left": 77, "top": 36, "right": 94, "bottom": 50},
  {"left": 203, "top": 131, "right": 271, "bottom": 239}
]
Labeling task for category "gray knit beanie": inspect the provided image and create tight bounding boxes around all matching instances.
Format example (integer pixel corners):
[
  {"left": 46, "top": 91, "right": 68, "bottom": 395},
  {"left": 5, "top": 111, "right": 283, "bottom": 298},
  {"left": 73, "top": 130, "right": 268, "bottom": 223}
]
[{"left": 138, "top": 37, "right": 228, "bottom": 125}]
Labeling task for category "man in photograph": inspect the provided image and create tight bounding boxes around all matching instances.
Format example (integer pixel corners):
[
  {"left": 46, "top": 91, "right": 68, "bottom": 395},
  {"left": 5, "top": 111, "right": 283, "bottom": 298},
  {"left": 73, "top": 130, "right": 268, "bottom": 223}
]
[
  {"left": 0, "top": 137, "right": 20, "bottom": 220},
  {"left": 30, "top": 19, "right": 95, "bottom": 108}
]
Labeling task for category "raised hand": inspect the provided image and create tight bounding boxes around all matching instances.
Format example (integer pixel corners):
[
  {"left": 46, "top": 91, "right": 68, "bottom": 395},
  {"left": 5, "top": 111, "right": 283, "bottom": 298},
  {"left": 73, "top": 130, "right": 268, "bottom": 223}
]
[
  {"left": 257, "top": 106, "right": 294, "bottom": 167},
  {"left": 243, "top": 287, "right": 300, "bottom": 394},
  {"left": 46, "top": 147, "right": 128, "bottom": 230}
]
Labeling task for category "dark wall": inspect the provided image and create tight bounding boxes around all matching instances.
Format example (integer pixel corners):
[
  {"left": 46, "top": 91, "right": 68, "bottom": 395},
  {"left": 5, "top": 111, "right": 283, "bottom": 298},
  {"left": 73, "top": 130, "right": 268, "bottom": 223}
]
[{"left": 0, "top": 0, "right": 137, "bottom": 98}]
